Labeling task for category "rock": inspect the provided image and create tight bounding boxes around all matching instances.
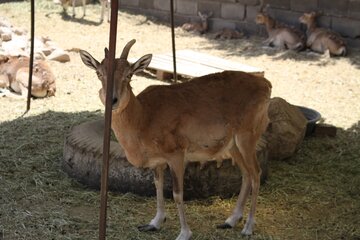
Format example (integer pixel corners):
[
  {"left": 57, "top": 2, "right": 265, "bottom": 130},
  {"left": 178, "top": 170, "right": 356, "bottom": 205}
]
[
  {"left": 263, "top": 97, "right": 307, "bottom": 160},
  {"left": 47, "top": 49, "right": 70, "bottom": 62},
  {"left": 0, "top": 27, "right": 12, "bottom": 42}
]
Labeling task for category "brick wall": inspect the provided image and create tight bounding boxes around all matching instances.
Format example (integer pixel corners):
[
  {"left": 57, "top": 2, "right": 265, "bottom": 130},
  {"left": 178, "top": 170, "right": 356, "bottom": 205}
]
[{"left": 118, "top": 0, "right": 360, "bottom": 48}]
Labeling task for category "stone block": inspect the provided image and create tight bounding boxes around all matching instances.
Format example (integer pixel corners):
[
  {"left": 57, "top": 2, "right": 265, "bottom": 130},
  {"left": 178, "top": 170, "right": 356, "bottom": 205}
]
[
  {"left": 221, "top": 3, "right": 245, "bottom": 20},
  {"left": 119, "top": 0, "right": 139, "bottom": 7},
  {"left": 236, "top": 0, "right": 259, "bottom": 5},
  {"left": 246, "top": 5, "right": 261, "bottom": 23},
  {"left": 290, "top": 0, "right": 318, "bottom": 12},
  {"left": 176, "top": 0, "right": 198, "bottom": 15},
  {"left": 332, "top": 17, "right": 360, "bottom": 38},
  {"left": 154, "top": 0, "right": 175, "bottom": 11},
  {"left": 198, "top": 1, "right": 221, "bottom": 18},
  {"left": 267, "top": 0, "right": 290, "bottom": 10},
  {"left": 236, "top": 21, "right": 264, "bottom": 35},
  {"left": 139, "top": 0, "right": 154, "bottom": 9},
  {"left": 174, "top": 14, "right": 192, "bottom": 26},
  {"left": 315, "top": 15, "right": 332, "bottom": 29},
  {"left": 267, "top": 8, "right": 303, "bottom": 27},
  {"left": 348, "top": 0, "right": 360, "bottom": 19},
  {"left": 346, "top": 38, "right": 360, "bottom": 48},
  {"left": 318, "top": 0, "right": 349, "bottom": 17},
  {"left": 209, "top": 18, "right": 237, "bottom": 31}
]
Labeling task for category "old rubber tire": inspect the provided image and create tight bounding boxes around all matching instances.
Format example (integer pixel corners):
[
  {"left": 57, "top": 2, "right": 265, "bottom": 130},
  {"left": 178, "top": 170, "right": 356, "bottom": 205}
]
[{"left": 63, "top": 119, "right": 269, "bottom": 199}]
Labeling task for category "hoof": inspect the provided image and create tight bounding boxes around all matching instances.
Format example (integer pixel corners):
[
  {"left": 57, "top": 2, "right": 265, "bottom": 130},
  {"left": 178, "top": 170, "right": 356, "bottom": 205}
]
[
  {"left": 216, "top": 223, "right": 233, "bottom": 229},
  {"left": 137, "top": 224, "right": 159, "bottom": 232}
]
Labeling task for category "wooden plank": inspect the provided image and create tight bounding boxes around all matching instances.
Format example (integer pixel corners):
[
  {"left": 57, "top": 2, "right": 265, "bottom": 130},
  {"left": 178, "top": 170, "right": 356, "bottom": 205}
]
[
  {"left": 129, "top": 49, "right": 264, "bottom": 80},
  {"left": 176, "top": 50, "right": 263, "bottom": 74}
]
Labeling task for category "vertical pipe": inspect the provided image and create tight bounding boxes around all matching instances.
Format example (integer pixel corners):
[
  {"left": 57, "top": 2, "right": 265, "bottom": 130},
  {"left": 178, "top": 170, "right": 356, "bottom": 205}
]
[
  {"left": 26, "top": 0, "right": 35, "bottom": 112},
  {"left": 99, "top": 0, "right": 118, "bottom": 239},
  {"left": 170, "top": 0, "right": 177, "bottom": 83}
]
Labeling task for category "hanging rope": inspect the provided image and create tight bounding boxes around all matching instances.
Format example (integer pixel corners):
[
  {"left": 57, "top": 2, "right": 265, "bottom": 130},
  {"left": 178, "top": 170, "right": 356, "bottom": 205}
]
[{"left": 26, "top": 0, "right": 35, "bottom": 112}]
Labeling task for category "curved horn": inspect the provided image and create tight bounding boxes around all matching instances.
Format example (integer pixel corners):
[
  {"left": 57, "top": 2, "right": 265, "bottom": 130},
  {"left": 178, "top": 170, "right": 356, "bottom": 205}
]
[{"left": 120, "top": 39, "right": 136, "bottom": 59}]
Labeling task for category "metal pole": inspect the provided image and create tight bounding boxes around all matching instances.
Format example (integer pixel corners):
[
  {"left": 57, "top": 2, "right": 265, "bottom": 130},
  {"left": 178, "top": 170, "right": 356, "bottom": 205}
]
[
  {"left": 170, "top": 0, "right": 177, "bottom": 83},
  {"left": 26, "top": 0, "right": 35, "bottom": 112},
  {"left": 99, "top": 0, "right": 118, "bottom": 239}
]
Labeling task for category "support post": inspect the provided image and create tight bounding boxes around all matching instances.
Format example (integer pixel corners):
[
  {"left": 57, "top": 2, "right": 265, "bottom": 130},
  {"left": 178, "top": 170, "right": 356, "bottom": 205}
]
[
  {"left": 26, "top": 0, "right": 35, "bottom": 112},
  {"left": 170, "top": 0, "right": 177, "bottom": 83},
  {"left": 99, "top": 0, "right": 119, "bottom": 239}
]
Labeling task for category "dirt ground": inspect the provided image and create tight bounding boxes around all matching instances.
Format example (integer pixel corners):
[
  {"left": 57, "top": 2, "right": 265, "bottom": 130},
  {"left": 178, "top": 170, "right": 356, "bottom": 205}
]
[{"left": 0, "top": 1, "right": 359, "bottom": 240}]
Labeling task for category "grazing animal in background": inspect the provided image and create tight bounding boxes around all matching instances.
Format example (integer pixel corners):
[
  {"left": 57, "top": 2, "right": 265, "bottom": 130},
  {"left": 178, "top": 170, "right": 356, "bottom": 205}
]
[
  {"left": 0, "top": 55, "right": 56, "bottom": 98},
  {"left": 54, "top": 0, "right": 110, "bottom": 22},
  {"left": 181, "top": 11, "right": 213, "bottom": 34},
  {"left": 100, "top": 0, "right": 111, "bottom": 23},
  {"left": 54, "top": 0, "right": 86, "bottom": 18},
  {"left": 214, "top": 28, "right": 244, "bottom": 40},
  {"left": 80, "top": 39, "right": 272, "bottom": 239},
  {"left": 299, "top": 12, "right": 347, "bottom": 56},
  {"left": 255, "top": 4, "right": 305, "bottom": 50}
]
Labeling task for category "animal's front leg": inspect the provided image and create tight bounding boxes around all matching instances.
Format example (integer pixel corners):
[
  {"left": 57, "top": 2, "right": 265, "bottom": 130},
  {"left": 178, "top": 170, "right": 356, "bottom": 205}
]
[
  {"left": 168, "top": 157, "right": 192, "bottom": 240},
  {"left": 263, "top": 37, "right": 272, "bottom": 46},
  {"left": 138, "top": 165, "right": 166, "bottom": 232},
  {"left": 81, "top": 0, "right": 86, "bottom": 17},
  {"left": 71, "top": 0, "right": 76, "bottom": 17}
]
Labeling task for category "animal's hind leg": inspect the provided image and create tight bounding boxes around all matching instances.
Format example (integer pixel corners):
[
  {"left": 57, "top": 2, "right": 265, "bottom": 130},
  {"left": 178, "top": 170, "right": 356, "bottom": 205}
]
[
  {"left": 236, "top": 134, "right": 261, "bottom": 235},
  {"left": 217, "top": 145, "right": 251, "bottom": 229}
]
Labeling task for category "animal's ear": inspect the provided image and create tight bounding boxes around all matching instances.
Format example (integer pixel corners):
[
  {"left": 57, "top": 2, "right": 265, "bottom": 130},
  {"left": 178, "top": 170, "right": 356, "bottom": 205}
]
[
  {"left": 104, "top": 48, "right": 109, "bottom": 58},
  {"left": 79, "top": 50, "right": 100, "bottom": 70},
  {"left": 130, "top": 54, "right": 152, "bottom": 75},
  {"left": 0, "top": 55, "right": 9, "bottom": 63},
  {"left": 198, "top": 11, "right": 202, "bottom": 17}
]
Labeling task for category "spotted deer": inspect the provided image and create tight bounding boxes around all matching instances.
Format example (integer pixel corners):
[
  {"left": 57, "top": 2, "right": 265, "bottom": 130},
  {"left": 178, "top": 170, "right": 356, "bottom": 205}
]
[
  {"left": 181, "top": 11, "right": 213, "bottom": 34},
  {"left": 299, "top": 12, "right": 347, "bottom": 56},
  {"left": 256, "top": 4, "right": 305, "bottom": 50},
  {"left": 0, "top": 55, "right": 56, "bottom": 98},
  {"left": 80, "top": 39, "right": 272, "bottom": 239}
]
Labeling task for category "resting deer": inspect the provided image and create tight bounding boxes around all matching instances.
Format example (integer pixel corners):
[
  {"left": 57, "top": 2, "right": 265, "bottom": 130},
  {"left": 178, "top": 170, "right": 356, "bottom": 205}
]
[
  {"left": 299, "top": 12, "right": 347, "bottom": 56},
  {"left": 0, "top": 55, "right": 56, "bottom": 98},
  {"left": 80, "top": 39, "right": 272, "bottom": 239},
  {"left": 214, "top": 28, "right": 244, "bottom": 40},
  {"left": 256, "top": 5, "right": 305, "bottom": 50},
  {"left": 181, "top": 11, "right": 213, "bottom": 34}
]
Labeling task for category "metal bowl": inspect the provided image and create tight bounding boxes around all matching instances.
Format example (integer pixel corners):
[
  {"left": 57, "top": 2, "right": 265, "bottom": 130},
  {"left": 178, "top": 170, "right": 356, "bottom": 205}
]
[{"left": 297, "top": 106, "right": 321, "bottom": 137}]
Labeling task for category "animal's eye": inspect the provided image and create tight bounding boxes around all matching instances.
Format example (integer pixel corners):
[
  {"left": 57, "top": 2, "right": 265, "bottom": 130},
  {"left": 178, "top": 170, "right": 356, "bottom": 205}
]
[{"left": 96, "top": 71, "right": 103, "bottom": 78}]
